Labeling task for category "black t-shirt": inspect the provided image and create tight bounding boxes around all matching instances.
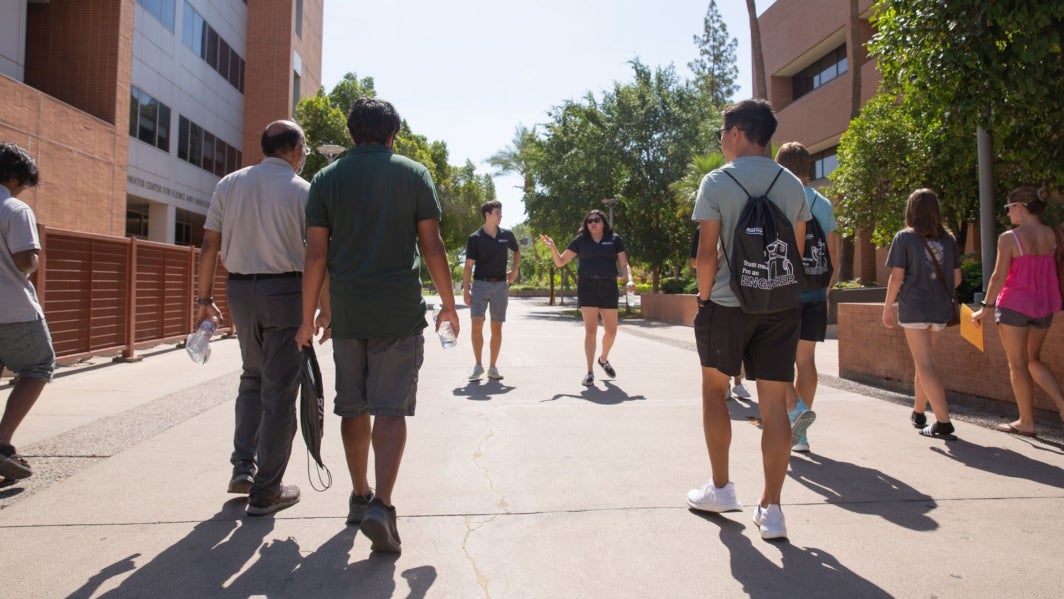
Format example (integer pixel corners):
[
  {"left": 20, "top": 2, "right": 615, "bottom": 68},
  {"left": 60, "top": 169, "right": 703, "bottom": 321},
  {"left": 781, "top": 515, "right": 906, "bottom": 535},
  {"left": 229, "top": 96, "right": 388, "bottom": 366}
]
[
  {"left": 566, "top": 233, "right": 626, "bottom": 277},
  {"left": 466, "top": 227, "right": 519, "bottom": 279}
]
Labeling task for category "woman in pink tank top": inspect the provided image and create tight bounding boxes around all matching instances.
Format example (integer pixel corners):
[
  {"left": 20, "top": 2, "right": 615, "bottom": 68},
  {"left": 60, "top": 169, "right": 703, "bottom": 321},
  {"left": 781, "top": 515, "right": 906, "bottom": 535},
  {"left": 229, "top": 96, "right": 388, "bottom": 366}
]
[{"left": 972, "top": 186, "right": 1064, "bottom": 437}]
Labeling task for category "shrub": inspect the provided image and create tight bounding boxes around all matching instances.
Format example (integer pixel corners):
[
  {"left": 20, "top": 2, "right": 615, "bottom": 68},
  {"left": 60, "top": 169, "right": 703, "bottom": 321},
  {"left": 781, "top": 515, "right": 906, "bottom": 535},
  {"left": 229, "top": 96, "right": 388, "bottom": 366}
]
[
  {"left": 661, "top": 277, "right": 695, "bottom": 294},
  {"left": 957, "top": 254, "right": 982, "bottom": 304}
]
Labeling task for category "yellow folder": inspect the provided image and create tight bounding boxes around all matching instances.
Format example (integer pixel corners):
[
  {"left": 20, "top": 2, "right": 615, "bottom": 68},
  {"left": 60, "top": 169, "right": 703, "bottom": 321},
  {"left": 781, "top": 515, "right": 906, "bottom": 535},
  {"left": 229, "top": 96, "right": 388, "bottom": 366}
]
[{"left": 960, "top": 303, "right": 984, "bottom": 352}]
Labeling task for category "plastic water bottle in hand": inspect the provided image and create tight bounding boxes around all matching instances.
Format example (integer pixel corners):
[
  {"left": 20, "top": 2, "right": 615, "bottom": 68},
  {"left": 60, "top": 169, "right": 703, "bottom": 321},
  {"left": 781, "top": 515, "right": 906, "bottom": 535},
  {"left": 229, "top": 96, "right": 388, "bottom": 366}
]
[
  {"left": 186, "top": 317, "right": 218, "bottom": 364},
  {"left": 626, "top": 289, "right": 636, "bottom": 306},
  {"left": 432, "top": 304, "right": 457, "bottom": 350}
]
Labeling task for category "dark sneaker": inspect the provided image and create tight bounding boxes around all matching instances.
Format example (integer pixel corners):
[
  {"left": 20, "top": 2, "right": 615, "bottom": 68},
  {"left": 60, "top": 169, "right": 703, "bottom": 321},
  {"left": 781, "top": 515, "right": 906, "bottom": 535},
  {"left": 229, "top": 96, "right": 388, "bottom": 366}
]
[
  {"left": 597, "top": 358, "right": 616, "bottom": 378},
  {"left": 247, "top": 484, "right": 301, "bottom": 516},
  {"left": 359, "top": 498, "right": 402, "bottom": 553},
  {"left": 346, "top": 490, "right": 375, "bottom": 526},
  {"left": 911, "top": 411, "right": 927, "bottom": 429},
  {"left": 0, "top": 444, "right": 32, "bottom": 480},
  {"left": 582, "top": 372, "right": 594, "bottom": 386},
  {"left": 228, "top": 460, "right": 256, "bottom": 494}
]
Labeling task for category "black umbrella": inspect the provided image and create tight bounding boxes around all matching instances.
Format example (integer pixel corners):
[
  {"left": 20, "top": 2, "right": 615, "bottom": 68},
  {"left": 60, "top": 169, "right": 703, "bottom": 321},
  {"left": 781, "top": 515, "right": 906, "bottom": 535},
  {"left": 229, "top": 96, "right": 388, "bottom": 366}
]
[{"left": 300, "top": 345, "right": 332, "bottom": 490}]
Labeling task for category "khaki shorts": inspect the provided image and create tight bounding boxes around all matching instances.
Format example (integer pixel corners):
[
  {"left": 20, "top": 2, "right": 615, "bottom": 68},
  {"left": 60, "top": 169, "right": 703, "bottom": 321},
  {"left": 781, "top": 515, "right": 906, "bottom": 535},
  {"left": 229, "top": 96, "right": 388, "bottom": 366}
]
[{"left": 333, "top": 335, "right": 424, "bottom": 417}]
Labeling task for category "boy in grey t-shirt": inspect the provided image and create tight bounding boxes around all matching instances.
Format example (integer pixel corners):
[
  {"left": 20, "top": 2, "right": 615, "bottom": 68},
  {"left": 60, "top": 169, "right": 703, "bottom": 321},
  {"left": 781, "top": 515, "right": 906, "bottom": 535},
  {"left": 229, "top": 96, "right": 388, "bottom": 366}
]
[{"left": 0, "top": 143, "right": 54, "bottom": 483}]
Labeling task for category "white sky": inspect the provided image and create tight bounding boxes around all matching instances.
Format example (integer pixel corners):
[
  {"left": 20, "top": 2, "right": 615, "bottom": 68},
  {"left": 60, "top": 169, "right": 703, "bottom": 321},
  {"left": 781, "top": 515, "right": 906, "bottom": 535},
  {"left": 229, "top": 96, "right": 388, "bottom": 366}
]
[{"left": 320, "top": 0, "right": 775, "bottom": 228}]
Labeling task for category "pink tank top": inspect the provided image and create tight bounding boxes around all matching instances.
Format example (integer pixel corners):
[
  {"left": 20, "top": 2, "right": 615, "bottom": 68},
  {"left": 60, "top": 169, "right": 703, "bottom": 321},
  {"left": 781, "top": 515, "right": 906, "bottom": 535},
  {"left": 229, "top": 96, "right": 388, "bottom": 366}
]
[{"left": 996, "top": 230, "right": 1062, "bottom": 318}]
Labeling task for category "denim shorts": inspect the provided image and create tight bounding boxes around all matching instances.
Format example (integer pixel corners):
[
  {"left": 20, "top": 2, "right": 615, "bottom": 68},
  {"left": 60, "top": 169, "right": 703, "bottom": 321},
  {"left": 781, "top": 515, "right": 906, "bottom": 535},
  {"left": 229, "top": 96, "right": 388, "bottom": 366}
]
[
  {"left": 333, "top": 335, "right": 424, "bottom": 417},
  {"left": 470, "top": 280, "right": 510, "bottom": 321},
  {"left": 0, "top": 319, "right": 56, "bottom": 381},
  {"left": 995, "top": 306, "right": 1053, "bottom": 329}
]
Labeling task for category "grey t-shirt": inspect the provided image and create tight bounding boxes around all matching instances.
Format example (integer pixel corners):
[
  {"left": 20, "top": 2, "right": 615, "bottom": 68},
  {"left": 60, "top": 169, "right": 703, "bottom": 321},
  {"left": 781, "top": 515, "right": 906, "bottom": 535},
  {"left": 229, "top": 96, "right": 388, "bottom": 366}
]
[
  {"left": 885, "top": 229, "right": 961, "bottom": 324},
  {"left": 0, "top": 189, "right": 44, "bottom": 323},
  {"left": 691, "top": 156, "right": 810, "bottom": 307}
]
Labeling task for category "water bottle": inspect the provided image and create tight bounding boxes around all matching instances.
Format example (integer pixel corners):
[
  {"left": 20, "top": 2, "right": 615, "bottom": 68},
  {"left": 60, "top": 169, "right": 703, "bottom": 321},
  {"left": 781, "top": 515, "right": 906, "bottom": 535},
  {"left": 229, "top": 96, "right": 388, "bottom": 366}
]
[
  {"left": 186, "top": 317, "right": 218, "bottom": 364},
  {"left": 432, "top": 304, "right": 457, "bottom": 350},
  {"left": 626, "top": 289, "right": 636, "bottom": 306}
]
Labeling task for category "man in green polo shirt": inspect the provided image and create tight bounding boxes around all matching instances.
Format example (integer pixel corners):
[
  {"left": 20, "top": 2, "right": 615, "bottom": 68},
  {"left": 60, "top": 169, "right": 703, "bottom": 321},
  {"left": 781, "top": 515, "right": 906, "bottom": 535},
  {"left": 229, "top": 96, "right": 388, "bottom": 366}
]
[{"left": 297, "top": 98, "right": 458, "bottom": 554}]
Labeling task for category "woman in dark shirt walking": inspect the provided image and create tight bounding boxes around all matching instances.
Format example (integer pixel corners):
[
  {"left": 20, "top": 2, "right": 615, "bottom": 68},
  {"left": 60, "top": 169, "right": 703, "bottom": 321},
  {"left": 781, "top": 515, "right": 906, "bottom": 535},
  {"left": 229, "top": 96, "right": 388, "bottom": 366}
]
[{"left": 540, "top": 209, "right": 635, "bottom": 386}]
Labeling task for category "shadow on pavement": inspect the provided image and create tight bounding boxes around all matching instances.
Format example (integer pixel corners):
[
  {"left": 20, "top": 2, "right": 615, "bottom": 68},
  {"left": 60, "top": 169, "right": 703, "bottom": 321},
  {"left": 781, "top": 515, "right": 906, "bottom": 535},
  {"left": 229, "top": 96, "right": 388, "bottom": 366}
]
[
  {"left": 94, "top": 499, "right": 274, "bottom": 598},
  {"left": 689, "top": 511, "right": 892, "bottom": 597},
  {"left": 788, "top": 453, "right": 938, "bottom": 531},
  {"left": 929, "top": 439, "right": 1064, "bottom": 488},
  {"left": 453, "top": 380, "right": 517, "bottom": 401},
  {"left": 283, "top": 526, "right": 436, "bottom": 597},
  {"left": 543, "top": 380, "right": 646, "bottom": 405}
]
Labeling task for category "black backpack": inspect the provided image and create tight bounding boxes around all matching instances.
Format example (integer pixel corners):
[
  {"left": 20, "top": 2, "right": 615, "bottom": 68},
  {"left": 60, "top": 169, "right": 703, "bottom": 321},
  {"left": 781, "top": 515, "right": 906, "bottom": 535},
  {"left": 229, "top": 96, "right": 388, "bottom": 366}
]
[
  {"left": 720, "top": 168, "right": 803, "bottom": 314},
  {"left": 801, "top": 193, "right": 834, "bottom": 290}
]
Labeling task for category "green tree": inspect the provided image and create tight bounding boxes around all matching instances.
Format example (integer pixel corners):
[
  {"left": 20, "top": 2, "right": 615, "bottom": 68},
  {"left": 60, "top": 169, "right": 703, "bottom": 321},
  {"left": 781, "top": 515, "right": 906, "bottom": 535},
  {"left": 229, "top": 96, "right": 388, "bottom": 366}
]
[
  {"left": 295, "top": 88, "right": 349, "bottom": 180},
  {"left": 528, "top": 61, "right": 713, "bottom": 290},
  {"left": 328, "top": 72, "right": 376, "bottom": 116},
  {"left": 487, "top": 124, "right": 540, "bottom": 197},
  {"left": 870, "top": 0, "right": 1064, "bottom": 189},
  {"left": 688, "top": 0, "right": 739, "bottom": 106}
]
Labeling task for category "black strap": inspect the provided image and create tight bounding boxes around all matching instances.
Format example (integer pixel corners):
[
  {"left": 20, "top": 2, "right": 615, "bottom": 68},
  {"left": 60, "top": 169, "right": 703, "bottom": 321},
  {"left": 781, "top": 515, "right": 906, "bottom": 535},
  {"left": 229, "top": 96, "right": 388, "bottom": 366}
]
[
  {"left": 919, "top": 236, "right": 956, "bottom": 301},
  {"left": 718, "top": 167, "right": 787, "bottom": 270},
  {"left": 721, "top": 167, "right": 785, "bottom": 200}
]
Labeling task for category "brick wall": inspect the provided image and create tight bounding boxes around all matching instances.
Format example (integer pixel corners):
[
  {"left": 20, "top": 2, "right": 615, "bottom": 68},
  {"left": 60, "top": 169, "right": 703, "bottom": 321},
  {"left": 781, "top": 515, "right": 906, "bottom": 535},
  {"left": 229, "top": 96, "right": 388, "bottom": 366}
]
[
  {"left": 0, "top": 75, "right": 127, "bottom": 236},
  {"left": 838, "top": 303, "right": 1064, "bottom": 415}
]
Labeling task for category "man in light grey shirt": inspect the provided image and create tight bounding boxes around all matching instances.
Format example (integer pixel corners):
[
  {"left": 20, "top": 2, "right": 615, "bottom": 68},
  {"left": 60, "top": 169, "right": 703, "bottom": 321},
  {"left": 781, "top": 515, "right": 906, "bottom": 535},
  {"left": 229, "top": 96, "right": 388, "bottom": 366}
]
[{"left": 196, "top": 120, "right": 311, "bottom": 516}]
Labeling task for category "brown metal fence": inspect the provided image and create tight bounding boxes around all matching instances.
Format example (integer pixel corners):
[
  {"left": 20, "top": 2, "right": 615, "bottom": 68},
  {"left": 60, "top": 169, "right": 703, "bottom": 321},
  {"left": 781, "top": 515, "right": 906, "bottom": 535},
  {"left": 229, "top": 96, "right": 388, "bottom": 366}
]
[{"left": 32, "top": 225, "right": 231, "bottom": 363}]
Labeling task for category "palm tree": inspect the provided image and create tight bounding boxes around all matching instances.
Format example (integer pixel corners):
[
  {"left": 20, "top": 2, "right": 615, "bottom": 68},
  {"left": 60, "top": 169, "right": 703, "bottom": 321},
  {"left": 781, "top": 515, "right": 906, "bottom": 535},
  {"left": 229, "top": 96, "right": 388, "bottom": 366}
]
[
  {"left": 746, "top": 0, "right": 767, "bottom": 100},
  {"left": 486, "top": 124, "right": 539, "bottom": 196}
]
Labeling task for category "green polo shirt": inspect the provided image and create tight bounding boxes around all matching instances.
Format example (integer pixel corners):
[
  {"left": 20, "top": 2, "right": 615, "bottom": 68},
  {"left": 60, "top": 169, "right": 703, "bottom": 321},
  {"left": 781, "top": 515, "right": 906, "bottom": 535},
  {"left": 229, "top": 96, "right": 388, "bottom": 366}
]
[{"left": 306, "top": 145, "right": 441, "bottom": 338}]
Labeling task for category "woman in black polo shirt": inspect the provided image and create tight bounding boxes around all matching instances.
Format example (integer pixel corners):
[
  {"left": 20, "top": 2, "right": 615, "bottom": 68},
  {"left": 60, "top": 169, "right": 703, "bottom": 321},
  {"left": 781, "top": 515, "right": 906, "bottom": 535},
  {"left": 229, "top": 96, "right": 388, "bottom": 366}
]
[{"left": 540, "top": 209, "right": 635, "bottom": 386}]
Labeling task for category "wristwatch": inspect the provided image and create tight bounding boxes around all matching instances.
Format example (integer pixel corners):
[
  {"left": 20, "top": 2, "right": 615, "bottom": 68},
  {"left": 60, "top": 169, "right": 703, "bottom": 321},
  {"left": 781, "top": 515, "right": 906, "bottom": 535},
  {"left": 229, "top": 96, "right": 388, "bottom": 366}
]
[
  {"left": 195, "top": 297, "right": 214, "bottom": 306},
  {"left": 980, "top": 300, "right": 994, "bottom": 308}
]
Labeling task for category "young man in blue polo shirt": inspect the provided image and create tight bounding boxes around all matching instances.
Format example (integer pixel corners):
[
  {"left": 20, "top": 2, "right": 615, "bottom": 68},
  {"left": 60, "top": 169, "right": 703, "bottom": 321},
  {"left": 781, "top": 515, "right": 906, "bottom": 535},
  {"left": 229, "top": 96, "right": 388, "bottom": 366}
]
[{"left": 462, "top": 201, "right": 520, "bottom": 380}]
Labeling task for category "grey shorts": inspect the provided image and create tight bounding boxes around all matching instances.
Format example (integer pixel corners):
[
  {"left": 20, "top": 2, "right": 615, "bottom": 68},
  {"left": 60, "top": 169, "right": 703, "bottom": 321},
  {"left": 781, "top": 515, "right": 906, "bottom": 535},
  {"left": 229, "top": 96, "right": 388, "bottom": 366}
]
[
  {"left": 996, "top": 306, "right": 1053, "bottom": 329},
  {"left": 470, "top": 280, "right": 509, "bottom": 321},
  {"left": 333, "top": 335, "right": 424, "bottom": 417},
  {"left": 0, "top": 319, "right": 56, "bottom": 381}
]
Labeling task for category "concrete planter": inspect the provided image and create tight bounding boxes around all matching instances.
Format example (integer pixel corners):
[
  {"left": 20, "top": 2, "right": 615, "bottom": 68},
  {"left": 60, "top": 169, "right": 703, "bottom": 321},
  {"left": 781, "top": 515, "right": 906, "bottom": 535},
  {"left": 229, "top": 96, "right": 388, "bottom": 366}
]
[
  {"left": 827, "top": 287, "right": 887, "bottom": 324},
  {"left": 640, "top": 293, "right": 696, "bottom": 325}
]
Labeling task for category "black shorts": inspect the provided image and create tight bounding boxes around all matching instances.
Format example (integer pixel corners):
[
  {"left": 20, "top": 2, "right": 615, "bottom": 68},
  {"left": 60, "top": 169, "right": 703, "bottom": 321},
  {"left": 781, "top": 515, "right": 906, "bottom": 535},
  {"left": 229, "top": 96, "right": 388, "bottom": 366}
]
[
  {"left": 799, "top": 301, "right": 828, "bottom": 342},
  {"left": 577, "top": 277, "right": 619, "bottom": 309},
  {"left": 995, "top": 306, "right": 1053, "bottom": 329},
  {"left": 694, "top": 301, "right": 801, "bottom": 382}
]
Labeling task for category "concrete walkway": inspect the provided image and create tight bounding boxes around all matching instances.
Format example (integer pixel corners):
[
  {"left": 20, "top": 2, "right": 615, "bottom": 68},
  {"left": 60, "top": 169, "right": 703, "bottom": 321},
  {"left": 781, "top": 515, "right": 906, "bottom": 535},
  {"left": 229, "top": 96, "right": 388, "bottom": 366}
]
[{"left": 2, "top": 297, "right": 1063, "bottom": 598}]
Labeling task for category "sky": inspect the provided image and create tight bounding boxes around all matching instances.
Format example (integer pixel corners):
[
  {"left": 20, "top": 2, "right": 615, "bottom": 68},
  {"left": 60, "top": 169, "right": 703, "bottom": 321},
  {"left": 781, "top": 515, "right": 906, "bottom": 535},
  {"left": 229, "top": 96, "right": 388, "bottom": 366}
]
[{"left": 320, "top": 1, "right": 775, "bottom": 228}]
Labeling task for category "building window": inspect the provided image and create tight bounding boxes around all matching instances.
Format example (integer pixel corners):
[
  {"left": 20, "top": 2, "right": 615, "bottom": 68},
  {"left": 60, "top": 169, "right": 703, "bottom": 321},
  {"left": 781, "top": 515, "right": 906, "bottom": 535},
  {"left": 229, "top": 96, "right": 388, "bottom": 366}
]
[
  {"left": 292, "top": 71, "right": 301, "bottom": 116},
  {"left": 129, "top": 86, "right": 171, "bottom": 152},
  {"left": 138, "top": 0, "right": 176, "bottom": 31},
  {"left": 177, "top": 115, "right": 241, "bottom": 177},
  {"left": 126, "top": 204, "right": 149, "bottom": 239},
  {"left": 812, "top": 147, "right": 839, "bottom": 180},
  {"left": 295, "top": 0, "right": 304, "bottom": 38},
  {"left": 181, "top": 2, "right": 245, "bottom": 94},
  {"left": 175, "top": 212, "right": 192, "bottom": 246},
  {"left": 792, "top": 44, "right": 848, "bottom": 100}
]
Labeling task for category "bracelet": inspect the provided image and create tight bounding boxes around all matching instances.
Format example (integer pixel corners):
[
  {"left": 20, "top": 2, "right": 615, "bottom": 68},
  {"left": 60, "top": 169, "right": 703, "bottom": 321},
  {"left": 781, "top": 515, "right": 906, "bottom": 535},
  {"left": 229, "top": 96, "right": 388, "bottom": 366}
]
[
  {"left": 981, "top": 300, "right": 994, "bottom": 308},
  {"left": 195, "top": 297, "right": 214, "bottom": 305}
]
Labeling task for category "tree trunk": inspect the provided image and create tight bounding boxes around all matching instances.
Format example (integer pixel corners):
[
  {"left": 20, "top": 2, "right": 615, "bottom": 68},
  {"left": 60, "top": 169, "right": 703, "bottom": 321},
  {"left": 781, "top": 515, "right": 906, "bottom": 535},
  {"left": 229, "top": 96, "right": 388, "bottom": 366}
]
[
  {"left": 651, "top": 265, "right": 661, "bottom": 293},
  {"left": 746, "top": 0, "right": 768, "bottom": 100}
]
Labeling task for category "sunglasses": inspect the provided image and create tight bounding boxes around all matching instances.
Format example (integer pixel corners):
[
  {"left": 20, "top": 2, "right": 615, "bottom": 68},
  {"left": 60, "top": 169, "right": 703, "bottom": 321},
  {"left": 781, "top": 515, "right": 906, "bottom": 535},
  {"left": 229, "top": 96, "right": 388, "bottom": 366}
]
[
  {"left": 1003, "top": 202, "right": 1022, "bottom": 212},
  {"left": 586, "top": 217, "right": 603, "bottom": 224},
  {"left": 715, "top": 126, "right": 740, "bottom": 142}
]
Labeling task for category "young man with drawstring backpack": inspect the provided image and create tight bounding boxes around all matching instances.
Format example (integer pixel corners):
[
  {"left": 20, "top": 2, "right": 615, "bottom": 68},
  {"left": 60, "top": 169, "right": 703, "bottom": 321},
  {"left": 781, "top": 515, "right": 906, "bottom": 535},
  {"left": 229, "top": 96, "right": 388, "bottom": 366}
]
[{"left": 686, "top": 99, "right": 811, "bottom": 540}]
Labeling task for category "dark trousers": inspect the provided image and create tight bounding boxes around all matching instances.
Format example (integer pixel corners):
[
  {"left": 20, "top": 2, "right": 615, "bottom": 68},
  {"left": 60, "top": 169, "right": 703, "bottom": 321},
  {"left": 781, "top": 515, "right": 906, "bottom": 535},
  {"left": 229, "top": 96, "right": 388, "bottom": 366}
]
[{"left": 226, "top": 276, "right": 302, "bottom": 495}]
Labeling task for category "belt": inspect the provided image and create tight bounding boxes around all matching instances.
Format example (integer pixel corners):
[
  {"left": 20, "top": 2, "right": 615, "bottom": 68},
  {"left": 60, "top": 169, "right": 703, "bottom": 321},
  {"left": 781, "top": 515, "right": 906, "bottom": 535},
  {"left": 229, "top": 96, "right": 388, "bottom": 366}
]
[
  {"left": 579, "top": 274, "right": 616, "bottom": 280},
  {"left": 474, "top": 276, "right": 507, "bottom": 282},
  {"left": 228, "top": 271, "right": 301, "bottom": 280}
]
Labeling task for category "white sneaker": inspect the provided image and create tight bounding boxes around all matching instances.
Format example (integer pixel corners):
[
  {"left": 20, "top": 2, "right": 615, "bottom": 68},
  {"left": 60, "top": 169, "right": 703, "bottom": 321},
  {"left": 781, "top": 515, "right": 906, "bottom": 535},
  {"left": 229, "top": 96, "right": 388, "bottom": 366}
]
[
  {"left": 687, "top": 481, "right": 742, "bottom": 513},
  {"left": 487, "top": 366, "right": 503, "bottom": 380},
  {"left": 752, "top": 504, "right": 788, "bottom": 540},
  {"left": 731, "top": 383, "right": 751, "bottom": 399},
  {"left": 469, "top": 365, "right": 485, "bottom": 381}
]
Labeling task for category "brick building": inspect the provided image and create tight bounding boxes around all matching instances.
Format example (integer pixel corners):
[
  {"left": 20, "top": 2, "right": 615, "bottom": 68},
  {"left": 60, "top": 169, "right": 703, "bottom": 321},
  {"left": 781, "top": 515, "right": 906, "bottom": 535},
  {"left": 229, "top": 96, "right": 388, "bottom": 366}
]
[
  {"left": 0, "top": 0, "right": 323, "bottom": 246},
  {"left": 757, "top": 0, "right": 887, "bottom": 284}
]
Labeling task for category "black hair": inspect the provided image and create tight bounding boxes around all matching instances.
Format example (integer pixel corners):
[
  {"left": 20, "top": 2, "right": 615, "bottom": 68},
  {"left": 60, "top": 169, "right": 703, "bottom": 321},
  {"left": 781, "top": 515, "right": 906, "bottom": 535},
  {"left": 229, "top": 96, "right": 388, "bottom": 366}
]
[
  {"left": 0, "top": 143, "right": 40, "bottom": 187},
  {"left": 260, "top": 122, "right": 304, "bottom": 157},
  {"left": 723, "top": 99, "right": 778, "bottom": 148},
  {"left": 577, "top": 209, "right": 614, "bottom": 239},
  {"left": 481, "top": 200, "right": 502, "bottom": 218},
  {"left": 347, "top": 98, "right": 401, "bottom": 146}
]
